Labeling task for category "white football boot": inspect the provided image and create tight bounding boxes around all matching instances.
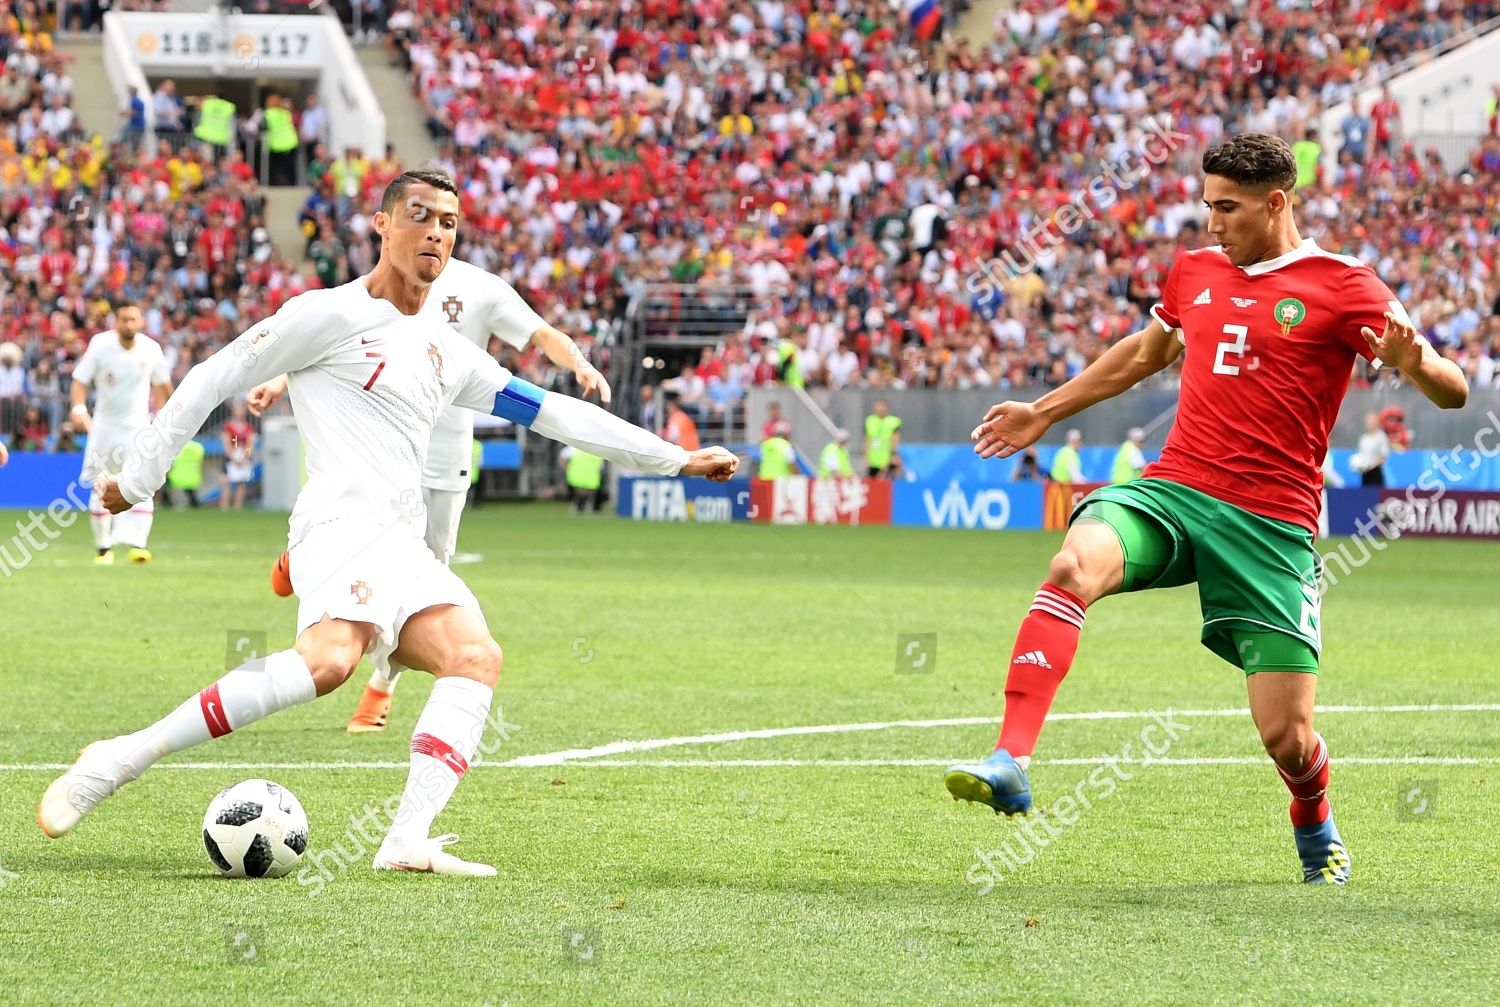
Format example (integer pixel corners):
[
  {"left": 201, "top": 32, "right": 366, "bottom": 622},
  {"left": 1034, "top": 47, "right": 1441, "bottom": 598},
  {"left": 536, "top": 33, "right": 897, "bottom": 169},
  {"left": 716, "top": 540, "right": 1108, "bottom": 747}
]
[
  {"left": 37, "top": 739, "right": 140, "bottom": 838},
  {"left": 372, "top": 833, "right": 496, "bottom": 877}
]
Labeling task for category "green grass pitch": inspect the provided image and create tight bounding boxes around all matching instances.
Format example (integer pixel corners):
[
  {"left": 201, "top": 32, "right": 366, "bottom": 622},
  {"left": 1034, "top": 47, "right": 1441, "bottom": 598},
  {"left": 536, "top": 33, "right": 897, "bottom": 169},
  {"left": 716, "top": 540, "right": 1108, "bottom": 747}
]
[{"left": 1, "top": 504, "right": 1497, "bottom": 1005}]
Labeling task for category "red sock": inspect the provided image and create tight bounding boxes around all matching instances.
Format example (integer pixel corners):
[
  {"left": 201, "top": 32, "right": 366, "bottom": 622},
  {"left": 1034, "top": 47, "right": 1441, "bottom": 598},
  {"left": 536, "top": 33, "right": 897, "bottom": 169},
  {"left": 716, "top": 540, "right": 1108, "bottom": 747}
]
[
  {"left": 1277, "top": 733, "right": 1330, "bottom": 827},
  {"left": 995, "top": 584, "right": 1086, "bottom": 757}
]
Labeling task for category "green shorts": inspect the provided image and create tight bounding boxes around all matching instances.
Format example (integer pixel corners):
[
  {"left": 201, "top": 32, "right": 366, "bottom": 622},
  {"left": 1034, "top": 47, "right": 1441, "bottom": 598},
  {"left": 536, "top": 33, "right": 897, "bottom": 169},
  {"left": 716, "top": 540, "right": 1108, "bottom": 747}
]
[{"left": 1072, "top": 478, "right": 1322, "bottom": 674}]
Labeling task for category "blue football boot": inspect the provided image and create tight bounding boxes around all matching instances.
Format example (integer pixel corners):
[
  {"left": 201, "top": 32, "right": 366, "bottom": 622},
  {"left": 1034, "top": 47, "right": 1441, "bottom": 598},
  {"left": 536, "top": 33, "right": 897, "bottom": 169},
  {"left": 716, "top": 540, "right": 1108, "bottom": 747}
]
[
  {"left": 944, "top": 748, "right": 1032, "bottom": 817},
  {"left": 1294, "top": 814, "right": 1351, "bottom": 885}
]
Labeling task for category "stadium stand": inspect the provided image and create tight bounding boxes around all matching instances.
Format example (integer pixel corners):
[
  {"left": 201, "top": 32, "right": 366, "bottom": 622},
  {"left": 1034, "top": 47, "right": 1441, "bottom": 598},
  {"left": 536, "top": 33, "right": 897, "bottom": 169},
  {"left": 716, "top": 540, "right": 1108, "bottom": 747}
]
[
  {"left": 0, "top": 0, "right": 1496, "bottom": 456},
  {"left": 371, "top": 0, "right": 1498, "bottom": 410}
]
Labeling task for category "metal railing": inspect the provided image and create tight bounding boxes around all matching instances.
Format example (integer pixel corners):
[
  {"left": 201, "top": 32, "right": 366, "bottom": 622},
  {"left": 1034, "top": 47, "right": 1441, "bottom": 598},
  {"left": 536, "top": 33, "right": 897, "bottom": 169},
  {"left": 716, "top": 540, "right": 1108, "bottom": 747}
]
[{"left": 619, "top": 283, "right": 766, "bottom": 447}]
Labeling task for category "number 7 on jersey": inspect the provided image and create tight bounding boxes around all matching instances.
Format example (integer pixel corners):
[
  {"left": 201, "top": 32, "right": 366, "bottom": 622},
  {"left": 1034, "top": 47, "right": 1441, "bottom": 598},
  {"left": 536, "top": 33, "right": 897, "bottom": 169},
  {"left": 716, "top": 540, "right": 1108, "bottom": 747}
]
[{"left": 363, "top": 350, "right": 387, "bottom": 391}]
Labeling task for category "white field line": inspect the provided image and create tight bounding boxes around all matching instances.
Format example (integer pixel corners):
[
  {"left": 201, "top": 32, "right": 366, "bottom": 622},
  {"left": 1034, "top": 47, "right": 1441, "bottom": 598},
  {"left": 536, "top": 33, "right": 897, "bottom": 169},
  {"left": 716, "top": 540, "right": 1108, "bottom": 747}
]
[
  {"left": 3, "top": 756, "right": 1498, "bottom": 772},
  {"left": 497, "top": 703, "right": 1500, "bottom": 768},
  {"left": 3, "top": 703, "right": 1495, "bottom": 773}
]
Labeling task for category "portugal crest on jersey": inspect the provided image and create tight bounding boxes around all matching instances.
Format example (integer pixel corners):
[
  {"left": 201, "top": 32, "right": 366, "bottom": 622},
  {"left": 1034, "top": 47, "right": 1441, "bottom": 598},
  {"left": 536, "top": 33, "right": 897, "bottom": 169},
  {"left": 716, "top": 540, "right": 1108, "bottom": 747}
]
[
  {"left": 427, "top": 343, "right": 444, "bottom": 381},
  {"left": 1274, "top": 297, "right": 1306, "bottom": 336},
  {"left": 441, "top": 296, "right": 463, "bottom": 326}
]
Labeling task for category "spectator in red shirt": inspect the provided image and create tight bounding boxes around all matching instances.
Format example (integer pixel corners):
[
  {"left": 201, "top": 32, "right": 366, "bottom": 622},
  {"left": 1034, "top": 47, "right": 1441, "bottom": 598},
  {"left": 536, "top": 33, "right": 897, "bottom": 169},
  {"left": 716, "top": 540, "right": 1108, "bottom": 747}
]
[{"left": 196, "top": 210, "right": 236, "bottom": 272}]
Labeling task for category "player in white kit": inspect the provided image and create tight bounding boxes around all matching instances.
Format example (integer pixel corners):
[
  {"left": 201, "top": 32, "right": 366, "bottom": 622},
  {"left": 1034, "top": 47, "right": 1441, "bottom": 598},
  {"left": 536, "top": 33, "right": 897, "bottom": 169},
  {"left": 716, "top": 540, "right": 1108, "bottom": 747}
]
[
  {"left": 38, "top": 170, "right": 738, "bottom": 875},
  {"left": 69, "top": 301, "right": 173, "bottom": 564},
  {"left": 248, "top": 257, "right": 610, "bottom": 733}
]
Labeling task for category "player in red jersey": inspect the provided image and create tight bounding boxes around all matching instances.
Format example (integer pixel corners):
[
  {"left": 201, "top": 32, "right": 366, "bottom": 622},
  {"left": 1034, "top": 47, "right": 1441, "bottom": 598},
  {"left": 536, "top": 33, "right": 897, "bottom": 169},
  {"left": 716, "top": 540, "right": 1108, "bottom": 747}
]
[{"left": 945, "top": 134, "right": 1467, "bottom": 885}]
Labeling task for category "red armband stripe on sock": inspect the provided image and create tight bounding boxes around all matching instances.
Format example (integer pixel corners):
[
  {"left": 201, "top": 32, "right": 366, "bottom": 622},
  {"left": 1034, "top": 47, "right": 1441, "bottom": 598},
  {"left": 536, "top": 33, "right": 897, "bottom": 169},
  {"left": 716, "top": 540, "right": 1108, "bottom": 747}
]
[
  {"left": 199, "top": 683, "right": 233, "bottom": 738},
  {"left": 412, "top": 732, "right": 469, "bottom": 777}
]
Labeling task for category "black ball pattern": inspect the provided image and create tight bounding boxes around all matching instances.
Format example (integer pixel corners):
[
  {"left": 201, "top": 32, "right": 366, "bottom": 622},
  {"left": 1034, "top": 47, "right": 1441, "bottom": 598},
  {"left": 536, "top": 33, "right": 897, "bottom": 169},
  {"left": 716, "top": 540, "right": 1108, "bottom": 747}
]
[
  {"left": 284, "top": 829, "right": 308, "bottom": 856},
  {"left": 203, "top": 829, "right": 232, "bottom": 873},
  {"left": 242, "top": 834, "right": 276, "bottom": 878},
  {"left": 215, "top": 801, "right": 263, "bottom": 827}
]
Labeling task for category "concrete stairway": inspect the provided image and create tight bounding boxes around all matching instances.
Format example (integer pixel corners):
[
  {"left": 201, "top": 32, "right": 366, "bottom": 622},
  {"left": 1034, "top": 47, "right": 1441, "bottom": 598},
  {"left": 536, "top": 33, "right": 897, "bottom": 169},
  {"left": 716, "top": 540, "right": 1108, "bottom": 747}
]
[
  {"left": 956, "top": 0, "right": 1008, "bottom": 46},
  {"left": 261, "top": 188, "right": 312, "bottom": 263},
  {"left": 54, "top": 35, "right": 118, "bottom": 141},
  {"left": 354, "top": 42, "right": 436, "bottom": 167}
]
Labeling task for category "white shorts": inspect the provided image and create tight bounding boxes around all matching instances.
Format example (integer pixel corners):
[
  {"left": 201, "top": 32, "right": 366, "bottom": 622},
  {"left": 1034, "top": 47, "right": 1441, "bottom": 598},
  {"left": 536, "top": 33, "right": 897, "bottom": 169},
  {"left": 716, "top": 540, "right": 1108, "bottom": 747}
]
[
  {"left": 422, "top": 485, "right": 467, "bottom": 565},
  {"left": 82, "top": 423, "right": 144, "bottom": 485},
  {"left": 226, "top": 461, "right": 254, "bottom": 484},
  {"left": 290, "top": 519, "right": 485, "bottom": 668}
]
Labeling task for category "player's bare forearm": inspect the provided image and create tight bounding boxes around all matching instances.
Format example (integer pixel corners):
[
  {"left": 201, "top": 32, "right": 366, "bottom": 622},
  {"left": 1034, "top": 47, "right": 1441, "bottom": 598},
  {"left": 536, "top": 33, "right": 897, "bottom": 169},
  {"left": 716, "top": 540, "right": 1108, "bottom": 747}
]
[
  {"left": 972, "top": 319, "right": 1179, "bottom": 459},
  {"left": 69, "top": 382, "right": 91, "bottom": 430},
  {"left": 533, "top": 324, "right": 611, "bottom": 403},
  {"left": 1404, "top": 353, "right": 1468, "bottom": 410},
  {"left": 1034, "top": 320, "right": 1181, "bottom": 425},
  {"left": 247, "top": 374, "right": 289, "bottom": 416},
  {"left": 1361, "top": 312, "right": 1467, "bottom": 409}
]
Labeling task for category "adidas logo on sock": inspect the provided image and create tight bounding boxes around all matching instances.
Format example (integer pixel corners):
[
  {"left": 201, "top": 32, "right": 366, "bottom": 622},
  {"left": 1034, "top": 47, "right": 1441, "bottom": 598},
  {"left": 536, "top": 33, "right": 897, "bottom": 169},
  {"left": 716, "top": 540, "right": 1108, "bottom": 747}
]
[
  {"left": 1193, "top": 287, "right": 1212, "bottom": 305},
  {"left": 1012, "top": 650, "right": 1053, "bottom": 669}
]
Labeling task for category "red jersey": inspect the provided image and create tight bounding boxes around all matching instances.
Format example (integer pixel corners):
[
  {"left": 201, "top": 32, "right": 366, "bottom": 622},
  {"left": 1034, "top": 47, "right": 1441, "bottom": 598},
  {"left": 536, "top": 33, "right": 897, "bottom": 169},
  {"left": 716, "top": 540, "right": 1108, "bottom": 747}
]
[
  {"left": 1146, "top": 239, "right": 1398, "bottom": 532},
  {"left": 224, "top": 420, "right": 254, "bottom": 458}
]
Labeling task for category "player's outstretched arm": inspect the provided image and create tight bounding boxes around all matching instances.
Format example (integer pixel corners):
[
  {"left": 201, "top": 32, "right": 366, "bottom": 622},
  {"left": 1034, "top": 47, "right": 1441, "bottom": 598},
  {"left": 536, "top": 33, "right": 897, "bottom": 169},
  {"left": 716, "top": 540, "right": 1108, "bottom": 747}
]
[
  {"left": 1361, "top": 312, "right": 1467, "bottom": 409},
  {"left": 451, "top": 352, "right": 737, "bottom": 481},
  {"left": 517, "top": 381, "right": 737, "bottom": 481},
  {"left": 973, "top": 317, "right": 1181, "bottom": 459},
  {"left": 103, "top": 304, "right": 332, "bottom": 512}
]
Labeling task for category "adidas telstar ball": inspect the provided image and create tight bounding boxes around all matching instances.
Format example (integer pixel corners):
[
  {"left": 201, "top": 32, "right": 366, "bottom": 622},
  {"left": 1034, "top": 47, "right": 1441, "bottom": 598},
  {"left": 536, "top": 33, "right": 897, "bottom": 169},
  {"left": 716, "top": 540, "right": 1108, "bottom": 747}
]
[{"left": 202, "top": 779, "right": 309, "bottom": 878}]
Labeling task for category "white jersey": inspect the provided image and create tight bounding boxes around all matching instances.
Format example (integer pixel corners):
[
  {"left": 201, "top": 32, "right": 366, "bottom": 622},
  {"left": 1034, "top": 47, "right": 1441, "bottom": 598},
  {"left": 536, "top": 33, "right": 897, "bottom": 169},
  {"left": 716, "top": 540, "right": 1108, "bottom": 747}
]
[
  {"left": 422, "top": 258, "right": 546, "bottom": 491},
  {"left": 117, "top": 277, "right": 686, "bottom": 548},
  {"left": 73, "top": 331, "right": 169, "bottom": 427}
]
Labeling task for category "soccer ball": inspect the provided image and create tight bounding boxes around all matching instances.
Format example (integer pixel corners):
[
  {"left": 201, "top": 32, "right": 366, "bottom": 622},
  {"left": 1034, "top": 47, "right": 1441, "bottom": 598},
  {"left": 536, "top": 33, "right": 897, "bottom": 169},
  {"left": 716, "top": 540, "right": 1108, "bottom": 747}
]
[{"left": 202, "top": 779, "right": 309, "bottom": 878}]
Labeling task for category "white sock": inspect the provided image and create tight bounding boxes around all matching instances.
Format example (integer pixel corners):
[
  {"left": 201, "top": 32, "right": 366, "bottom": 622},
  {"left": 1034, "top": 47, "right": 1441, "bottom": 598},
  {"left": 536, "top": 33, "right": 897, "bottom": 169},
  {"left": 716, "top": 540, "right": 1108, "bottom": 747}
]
[
  {"left": 113, "top": 650, "right": 317, "bottom": 775},
  {"left": 113, "top": 506, "right": 155, "bottom": 549},
  {"left": 88, "top": 487, "right": 113, "bottom": 551},
  {"left": 1015, "top": 755, "right": 1032, "bottom": 772},
  {"left": 388, "top": 677, "right": 492, "bottom": 842},
  {"left": 367, "top": 656, "right": 403, "bottom": 696}
]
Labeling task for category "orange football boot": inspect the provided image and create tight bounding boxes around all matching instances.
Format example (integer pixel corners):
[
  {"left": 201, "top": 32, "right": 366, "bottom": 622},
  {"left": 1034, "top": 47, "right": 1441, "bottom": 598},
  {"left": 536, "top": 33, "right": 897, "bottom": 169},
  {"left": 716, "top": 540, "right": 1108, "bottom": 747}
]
[
  {"left": 346, "top": 686, "right": 393, "bottom": 734},
  {"left": 270, "top": 550, "right": 293, "bottom": 597}
]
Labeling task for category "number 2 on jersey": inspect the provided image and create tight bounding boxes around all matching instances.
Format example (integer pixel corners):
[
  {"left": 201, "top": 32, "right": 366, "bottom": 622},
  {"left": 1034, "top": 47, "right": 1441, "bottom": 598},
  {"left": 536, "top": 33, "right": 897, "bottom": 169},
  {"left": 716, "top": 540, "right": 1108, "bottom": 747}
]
[
  {"left": 1213, "top": 324, "right": 1249, "bottom": 376},
  {"left": 362, "top": 351, "right": 387, "bottom": 391}
]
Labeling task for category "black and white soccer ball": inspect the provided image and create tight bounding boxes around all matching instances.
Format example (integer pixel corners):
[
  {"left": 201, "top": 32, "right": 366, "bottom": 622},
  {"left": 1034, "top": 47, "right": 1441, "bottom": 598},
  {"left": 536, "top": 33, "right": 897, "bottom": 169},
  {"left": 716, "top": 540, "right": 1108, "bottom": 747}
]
[{"left": 202, "top": 779, "right": 309, "bottom": 879}]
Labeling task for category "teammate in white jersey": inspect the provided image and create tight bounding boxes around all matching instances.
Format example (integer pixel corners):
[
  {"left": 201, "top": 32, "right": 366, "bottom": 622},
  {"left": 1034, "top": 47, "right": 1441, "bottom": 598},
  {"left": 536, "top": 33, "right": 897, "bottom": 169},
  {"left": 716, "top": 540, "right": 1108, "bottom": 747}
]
[
  {"left": 38, "top": 170, "right": 738, "bottom": 875},
  {"left": 247, "top": 256, "right": 609, "bottom": 733},
  {"left": 69, "top": 301, "right": 173, "bottom": 565}
]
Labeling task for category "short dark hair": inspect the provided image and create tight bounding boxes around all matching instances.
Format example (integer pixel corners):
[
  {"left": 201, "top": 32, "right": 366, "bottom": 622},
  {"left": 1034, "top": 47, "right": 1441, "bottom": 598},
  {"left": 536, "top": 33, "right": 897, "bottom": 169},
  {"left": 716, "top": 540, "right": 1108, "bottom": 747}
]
[
  {"left": 1201, "top": 133, "right": 1298, "bottom": 192},
  {"left": 380, "top": 168, "right": 459, "bottom": 214},
  {"left": 112, "top": 298, "right": 140, "bottom": 313}
]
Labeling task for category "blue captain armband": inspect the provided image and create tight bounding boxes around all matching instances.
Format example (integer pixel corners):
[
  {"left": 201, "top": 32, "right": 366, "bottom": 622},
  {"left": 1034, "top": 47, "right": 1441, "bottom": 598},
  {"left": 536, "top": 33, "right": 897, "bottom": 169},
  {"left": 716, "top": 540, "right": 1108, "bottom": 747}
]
[{"left": 491, "top": 377, "right": 546, "bottom": 426}]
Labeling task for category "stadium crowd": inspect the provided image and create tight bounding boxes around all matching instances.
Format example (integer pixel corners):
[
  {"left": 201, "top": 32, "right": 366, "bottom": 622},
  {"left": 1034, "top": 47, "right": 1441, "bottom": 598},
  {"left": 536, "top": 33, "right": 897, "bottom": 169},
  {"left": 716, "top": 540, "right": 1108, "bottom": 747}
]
[
  {"left": 1, "top": 0, "right": 1498, "bottom": 451},
  {"left": 369, "top": 0, "right": 1499, "bottom": 407}
]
